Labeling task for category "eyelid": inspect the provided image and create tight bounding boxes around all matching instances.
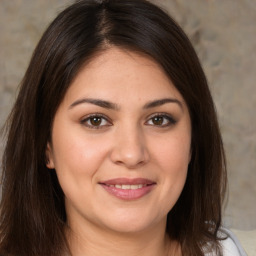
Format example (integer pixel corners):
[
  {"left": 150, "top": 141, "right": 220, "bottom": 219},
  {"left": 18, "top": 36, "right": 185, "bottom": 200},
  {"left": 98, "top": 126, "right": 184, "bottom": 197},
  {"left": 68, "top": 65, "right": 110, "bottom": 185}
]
[
  {"left": 80, "top": 113, "right": 112, "bottom": 129},
  {"left": 79, "top": 112, "right": 176, "bottom": 129},
  {"left": 145, "top": 112, "right": 177, "bottom": 126}
]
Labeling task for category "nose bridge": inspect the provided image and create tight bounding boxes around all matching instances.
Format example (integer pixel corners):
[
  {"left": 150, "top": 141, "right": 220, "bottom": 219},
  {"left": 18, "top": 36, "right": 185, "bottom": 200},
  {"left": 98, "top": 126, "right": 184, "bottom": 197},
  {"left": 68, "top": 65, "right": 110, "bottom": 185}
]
[{"left": 110, "top": 121, "right": 149, "bottom": 168}]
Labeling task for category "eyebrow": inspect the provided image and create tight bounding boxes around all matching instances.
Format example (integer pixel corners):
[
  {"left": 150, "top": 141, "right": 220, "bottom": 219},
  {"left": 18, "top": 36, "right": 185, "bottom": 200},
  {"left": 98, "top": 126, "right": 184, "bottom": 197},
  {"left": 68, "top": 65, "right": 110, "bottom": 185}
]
[
  {"left": 69, "top": 98, "right": 119, "bottom": 110},
  {"left": 143, "top": 98, "right": 183, "bottom": 110},
  {"left": 69, "top": 97, "right": 183, "bottom": 111}
]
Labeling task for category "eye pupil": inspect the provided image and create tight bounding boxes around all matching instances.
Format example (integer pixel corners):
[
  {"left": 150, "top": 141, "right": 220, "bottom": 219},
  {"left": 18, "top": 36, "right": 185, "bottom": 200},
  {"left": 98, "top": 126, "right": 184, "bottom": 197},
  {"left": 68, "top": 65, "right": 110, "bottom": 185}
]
[
  {"left": 90, "top": 117, "right": 102, "bottom": 126},
  {"left": 152, "top": 116, "right": 163, "bottom": 125}
]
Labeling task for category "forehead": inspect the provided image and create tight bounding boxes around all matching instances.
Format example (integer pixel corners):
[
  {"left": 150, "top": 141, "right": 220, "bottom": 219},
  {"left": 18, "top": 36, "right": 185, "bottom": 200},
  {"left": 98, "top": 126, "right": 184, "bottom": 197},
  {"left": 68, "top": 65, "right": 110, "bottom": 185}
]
[{"left": 63, "top": 47, "right": 186, "bottom": 106}]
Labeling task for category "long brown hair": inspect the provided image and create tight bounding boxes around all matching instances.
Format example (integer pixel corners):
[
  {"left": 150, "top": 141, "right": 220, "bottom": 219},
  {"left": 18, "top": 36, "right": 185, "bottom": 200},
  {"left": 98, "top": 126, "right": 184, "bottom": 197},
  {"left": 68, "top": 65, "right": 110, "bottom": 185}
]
[{"left": 0, "top": 0, "right": 226, "bottom": 255}]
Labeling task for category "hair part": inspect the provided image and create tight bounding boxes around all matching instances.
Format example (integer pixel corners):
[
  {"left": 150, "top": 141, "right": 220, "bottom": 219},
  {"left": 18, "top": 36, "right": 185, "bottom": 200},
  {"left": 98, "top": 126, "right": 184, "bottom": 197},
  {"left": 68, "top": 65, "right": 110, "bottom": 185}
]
[{"left": 0, "top": 0, "right": 226, "bottom": 255}]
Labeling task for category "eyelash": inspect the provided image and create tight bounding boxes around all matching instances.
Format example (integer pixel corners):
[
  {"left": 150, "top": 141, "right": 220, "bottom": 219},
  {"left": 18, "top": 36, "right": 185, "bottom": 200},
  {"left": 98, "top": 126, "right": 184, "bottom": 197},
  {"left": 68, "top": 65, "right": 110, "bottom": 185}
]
[
  {"left": 145, "top": 113, "right": 177, "bottom": 127},
  {"left": 80, "top": 113, "right": 177, "bottom": 129},
  {"left": 80, "top": 114, "right": 112, "bottom": 129}
]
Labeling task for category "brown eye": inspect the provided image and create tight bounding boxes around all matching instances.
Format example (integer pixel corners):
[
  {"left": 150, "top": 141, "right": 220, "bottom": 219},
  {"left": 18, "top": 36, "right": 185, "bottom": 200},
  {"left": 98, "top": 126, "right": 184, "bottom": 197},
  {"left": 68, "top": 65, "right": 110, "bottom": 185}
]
[
  {"left": 81, "top": 114, "right": 111, "bottom": 129},
  {"left": 89, "top": 117, "right": 102, "bottom": 126},
  {"left": 152, "top": 116, "right": 164, "bottom": 125},
  {"left": 146, "top": 114, "right": 177, "bottom": 127}
]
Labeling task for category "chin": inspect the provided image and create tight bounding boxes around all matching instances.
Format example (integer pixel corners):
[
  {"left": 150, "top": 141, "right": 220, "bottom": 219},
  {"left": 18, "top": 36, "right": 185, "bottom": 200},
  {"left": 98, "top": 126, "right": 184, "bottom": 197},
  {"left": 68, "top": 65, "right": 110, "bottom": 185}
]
[
  {"left": 99, "top": 211, "right": 164, "bottom": 235},
  {"left": 106, "top": 221, "right": 153, "bottom": 234}
]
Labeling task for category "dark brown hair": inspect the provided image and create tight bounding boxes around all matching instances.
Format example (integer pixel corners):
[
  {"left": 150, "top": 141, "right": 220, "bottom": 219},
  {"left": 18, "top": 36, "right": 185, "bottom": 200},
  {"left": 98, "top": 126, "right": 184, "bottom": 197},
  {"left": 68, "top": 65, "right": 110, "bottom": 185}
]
[{"left": 0, "top": 0, "right": 226, "bottom": 255}]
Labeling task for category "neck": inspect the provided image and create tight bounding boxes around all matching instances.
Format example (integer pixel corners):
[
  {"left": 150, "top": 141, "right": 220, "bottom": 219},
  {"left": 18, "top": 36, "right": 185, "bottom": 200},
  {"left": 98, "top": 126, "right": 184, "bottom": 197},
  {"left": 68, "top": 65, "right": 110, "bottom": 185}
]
[{"left": 66, "top": 218, "right": 179, "bottom": 256}]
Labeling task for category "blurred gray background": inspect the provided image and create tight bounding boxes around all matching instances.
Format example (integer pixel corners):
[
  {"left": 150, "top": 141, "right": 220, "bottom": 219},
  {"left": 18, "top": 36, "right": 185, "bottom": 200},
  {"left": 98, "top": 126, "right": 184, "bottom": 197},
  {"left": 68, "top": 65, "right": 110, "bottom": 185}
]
[{"left": 0, "top": 0, "right": 255, "bottom": 231}]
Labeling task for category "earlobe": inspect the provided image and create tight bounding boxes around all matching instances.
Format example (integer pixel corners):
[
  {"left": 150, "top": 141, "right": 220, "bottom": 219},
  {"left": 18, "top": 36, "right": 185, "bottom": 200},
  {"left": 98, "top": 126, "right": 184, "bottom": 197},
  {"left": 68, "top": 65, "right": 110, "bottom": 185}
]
[{"left": 45, "top": 142, "right": 55, "bottom": 169}]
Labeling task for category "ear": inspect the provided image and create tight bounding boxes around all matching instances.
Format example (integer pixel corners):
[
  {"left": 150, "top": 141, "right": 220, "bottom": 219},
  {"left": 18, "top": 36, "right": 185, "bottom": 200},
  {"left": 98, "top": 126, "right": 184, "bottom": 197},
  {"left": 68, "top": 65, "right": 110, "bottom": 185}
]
[
  {"left": 188, "top": 145, "right": 193, "bottom": 164},
  {"left": 45, "top": 142, "right": 55, "bottom": 169}
]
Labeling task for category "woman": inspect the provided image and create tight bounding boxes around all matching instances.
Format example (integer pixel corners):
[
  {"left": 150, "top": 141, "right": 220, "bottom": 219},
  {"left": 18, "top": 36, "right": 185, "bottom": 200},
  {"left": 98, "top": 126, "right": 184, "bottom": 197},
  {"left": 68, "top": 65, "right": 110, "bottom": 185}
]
[{"left": 0, "top": 0, "right": 246, "bottom": 255}]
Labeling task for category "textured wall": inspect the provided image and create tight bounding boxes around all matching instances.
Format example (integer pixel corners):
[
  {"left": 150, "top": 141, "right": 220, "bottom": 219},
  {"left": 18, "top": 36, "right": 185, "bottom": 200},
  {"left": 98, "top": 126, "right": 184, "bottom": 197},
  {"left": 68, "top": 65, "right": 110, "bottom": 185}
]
[{"left": 0, "top": 0, "right": 255, "bottom": 230}]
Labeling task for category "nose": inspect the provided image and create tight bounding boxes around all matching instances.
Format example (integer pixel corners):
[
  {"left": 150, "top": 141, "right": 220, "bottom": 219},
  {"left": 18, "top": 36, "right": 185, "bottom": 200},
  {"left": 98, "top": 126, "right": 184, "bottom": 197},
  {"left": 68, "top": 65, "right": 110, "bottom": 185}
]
[{"left": 110, "top": 125, "right": 149, "bottom": 169}]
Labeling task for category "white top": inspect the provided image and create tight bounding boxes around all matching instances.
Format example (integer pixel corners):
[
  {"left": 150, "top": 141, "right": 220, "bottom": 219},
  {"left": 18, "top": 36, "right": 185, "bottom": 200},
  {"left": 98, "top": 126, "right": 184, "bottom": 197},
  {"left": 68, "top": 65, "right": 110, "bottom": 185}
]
[
  {"left": 205, "top": 228, "right": 247, "bottom": 256},
  {"left": 221, "top": 236, "right": 243, "bottom": 255}
]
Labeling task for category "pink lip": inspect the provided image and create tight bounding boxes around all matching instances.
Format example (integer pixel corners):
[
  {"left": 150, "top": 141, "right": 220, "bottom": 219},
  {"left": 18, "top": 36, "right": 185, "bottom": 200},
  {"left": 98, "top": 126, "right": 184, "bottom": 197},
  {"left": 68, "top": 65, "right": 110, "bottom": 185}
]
[
  {"left": 100, "top": 178, "right": 155, "bottom": 185},
  {"left": 99, "top": 178, "right": 156, "bottom": 200}
]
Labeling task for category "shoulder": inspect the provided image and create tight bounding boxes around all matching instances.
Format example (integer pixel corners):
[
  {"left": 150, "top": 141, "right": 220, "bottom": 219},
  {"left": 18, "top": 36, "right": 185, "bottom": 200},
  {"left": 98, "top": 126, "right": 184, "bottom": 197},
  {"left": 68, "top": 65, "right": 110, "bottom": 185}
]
[
  {"left": 219, "top": 228, "right": 247, "bottom": 256},
  {"left": 221, "top": 236, "right": 242, "bottom": 255},
  {"left": 204, "top": 227, "right": 247, "bottom": 256}
]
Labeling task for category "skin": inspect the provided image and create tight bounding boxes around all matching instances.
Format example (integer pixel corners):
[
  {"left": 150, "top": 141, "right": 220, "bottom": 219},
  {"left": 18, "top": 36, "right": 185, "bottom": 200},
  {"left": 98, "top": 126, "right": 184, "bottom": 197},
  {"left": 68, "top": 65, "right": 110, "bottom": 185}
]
[{"left": 46, "top": 47, "right": 191, "bottom": 256}]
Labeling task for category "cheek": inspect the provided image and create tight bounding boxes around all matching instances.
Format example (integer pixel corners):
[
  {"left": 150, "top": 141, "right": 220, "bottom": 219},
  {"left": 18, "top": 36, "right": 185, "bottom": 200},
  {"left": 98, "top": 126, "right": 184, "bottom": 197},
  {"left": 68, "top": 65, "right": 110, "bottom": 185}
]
[
  {"left": 51, "top": 130, "right": 110, "bottom": 180},
  {"left": 151, "top": 133, "right": 190, "bottom": 202},
  {"left": 154, "top": 134, "right": 191, "bottom": 171},
  {"left": 51, "top": 134, "right": 110, "bottom": 205}
]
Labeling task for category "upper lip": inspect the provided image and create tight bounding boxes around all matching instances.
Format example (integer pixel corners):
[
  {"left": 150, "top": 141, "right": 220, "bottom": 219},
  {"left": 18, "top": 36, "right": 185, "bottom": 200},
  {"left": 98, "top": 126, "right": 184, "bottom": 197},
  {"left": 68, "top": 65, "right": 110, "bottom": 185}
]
[{"left": 99, "top": 178, "right": 156, "bottom": 185}]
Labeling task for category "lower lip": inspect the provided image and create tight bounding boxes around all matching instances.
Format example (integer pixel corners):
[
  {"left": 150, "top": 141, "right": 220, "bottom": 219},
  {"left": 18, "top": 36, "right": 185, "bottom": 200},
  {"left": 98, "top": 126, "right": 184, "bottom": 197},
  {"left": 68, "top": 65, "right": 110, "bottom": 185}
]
[{"left": 100, "top": 184, "right": 155, "bottom": 200}]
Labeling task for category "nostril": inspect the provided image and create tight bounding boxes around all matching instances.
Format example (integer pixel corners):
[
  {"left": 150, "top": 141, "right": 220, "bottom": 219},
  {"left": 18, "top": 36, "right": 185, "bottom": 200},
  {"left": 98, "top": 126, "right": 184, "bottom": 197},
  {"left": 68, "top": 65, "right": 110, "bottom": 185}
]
[{"left": 109, "top": 131, "right": 150, "bottom": 168}]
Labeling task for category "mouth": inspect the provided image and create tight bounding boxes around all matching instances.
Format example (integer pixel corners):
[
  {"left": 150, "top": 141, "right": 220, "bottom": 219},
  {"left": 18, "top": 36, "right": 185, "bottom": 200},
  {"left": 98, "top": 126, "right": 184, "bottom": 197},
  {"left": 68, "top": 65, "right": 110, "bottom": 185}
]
[
  {"left": 105, "top": 184, "right": 148, "bottom": 189},
  {"left": 99, "top": 178, "right": 156, "bottom": 200}
]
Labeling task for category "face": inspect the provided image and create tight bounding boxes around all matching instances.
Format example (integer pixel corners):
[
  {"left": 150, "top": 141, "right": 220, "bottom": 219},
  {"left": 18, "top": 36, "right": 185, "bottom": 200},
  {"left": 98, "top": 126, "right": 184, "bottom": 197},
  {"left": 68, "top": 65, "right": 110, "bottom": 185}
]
[{"left": 46, "top": 47, "right": 191, "bottom": 235}]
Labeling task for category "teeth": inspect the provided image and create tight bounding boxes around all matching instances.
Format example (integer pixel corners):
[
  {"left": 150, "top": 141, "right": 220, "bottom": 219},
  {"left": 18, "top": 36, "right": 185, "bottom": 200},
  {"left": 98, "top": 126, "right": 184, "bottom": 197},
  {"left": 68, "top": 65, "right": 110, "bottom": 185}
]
[
  {"left": 122, "top": 184, "right": 130, "bottom": 189},
  {"left": 108, "top": 184, "right": 146, "bottom": 189}
]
